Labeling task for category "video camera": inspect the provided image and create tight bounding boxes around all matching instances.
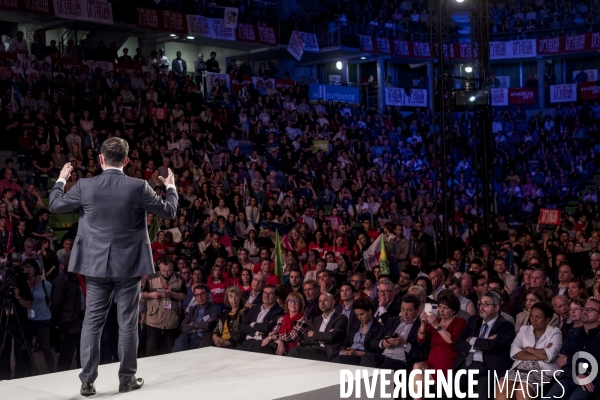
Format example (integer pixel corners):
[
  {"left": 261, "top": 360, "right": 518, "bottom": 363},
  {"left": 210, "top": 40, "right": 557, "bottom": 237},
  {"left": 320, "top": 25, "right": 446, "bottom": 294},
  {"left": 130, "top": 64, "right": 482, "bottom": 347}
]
[{"left": 0, "top": 258, "right": 25, "bottom": 299}]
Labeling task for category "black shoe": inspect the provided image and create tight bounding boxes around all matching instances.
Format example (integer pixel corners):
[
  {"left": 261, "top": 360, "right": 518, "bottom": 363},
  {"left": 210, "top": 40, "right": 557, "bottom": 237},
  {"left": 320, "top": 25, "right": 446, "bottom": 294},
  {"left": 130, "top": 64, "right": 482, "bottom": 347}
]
[
  {"left": 119, "top": 377, "right": 144, "bottom": 393},
  {"left": 80, "top": 383, "right": 96, "bottom": 396}
]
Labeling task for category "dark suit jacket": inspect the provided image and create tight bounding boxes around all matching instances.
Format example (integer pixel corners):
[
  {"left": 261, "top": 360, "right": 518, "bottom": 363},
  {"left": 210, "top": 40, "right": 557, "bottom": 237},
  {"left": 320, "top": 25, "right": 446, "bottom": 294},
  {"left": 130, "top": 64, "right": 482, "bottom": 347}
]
[
  {"left": 50, "top": 271, "right": 83, "bottom": 334},
  {"left": 242, "top": 290, "right": 263, "bottom": 308},
  {"left": 240, "top": 304, "right": 284, "bottom": 340},
  {"left": 49, "top": 169, "right": 178, "bottom": 277},
  {"left": 335, "top": 303, "right": 360, "bottom": 335},
  {"left": 373, "top": 295, "right": 401, "bottom": 325},
  {"left": 453, "top": 314, "right": 516, "bottom": 374},
  {"left": 301, "top": 311, "right": 348, "bottom": 360},
  {"left": 181, "top": 301, "right": 222, "bottom": 335},
  {"left": 342, "top": 318, "right": 384, "bottom": 354},
  {"left": 370, "top": 316, "right": 427, "bottom": 368},
  {"left": 171, "top": 58, "right": 187, "bottom": 77}
]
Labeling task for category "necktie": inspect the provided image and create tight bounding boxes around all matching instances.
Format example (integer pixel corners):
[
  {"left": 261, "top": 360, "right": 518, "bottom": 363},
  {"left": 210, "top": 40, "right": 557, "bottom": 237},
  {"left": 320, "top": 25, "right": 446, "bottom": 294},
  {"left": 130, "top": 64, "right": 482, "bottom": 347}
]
[{"left": 466, "top": 323, "right": 489, "bottom": 366}]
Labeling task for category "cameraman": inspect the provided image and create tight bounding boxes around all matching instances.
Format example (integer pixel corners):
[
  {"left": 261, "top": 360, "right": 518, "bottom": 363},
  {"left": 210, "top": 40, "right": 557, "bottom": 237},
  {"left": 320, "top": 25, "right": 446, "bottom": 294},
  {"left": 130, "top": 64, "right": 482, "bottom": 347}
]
[{"left": 0, "top": 260, "right": 33, "bottom": 380}]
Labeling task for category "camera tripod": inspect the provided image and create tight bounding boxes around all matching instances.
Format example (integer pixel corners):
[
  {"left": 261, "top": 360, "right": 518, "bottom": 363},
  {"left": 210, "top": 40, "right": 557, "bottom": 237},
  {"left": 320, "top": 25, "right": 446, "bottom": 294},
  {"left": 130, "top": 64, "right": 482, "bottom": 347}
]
[{"left": 0, "top": 295, "right": 38, "bottom": 378}]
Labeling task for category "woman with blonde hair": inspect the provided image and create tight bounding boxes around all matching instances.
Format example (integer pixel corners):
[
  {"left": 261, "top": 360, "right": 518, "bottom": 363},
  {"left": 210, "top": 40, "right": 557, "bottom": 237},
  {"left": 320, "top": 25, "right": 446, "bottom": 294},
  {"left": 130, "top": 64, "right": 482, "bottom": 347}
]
[
  {"left": 287, "top": 228, "right": 307, "bottom": 262},
  {"left": 261, "top": 291, "right": 310, "bottom": 356}
]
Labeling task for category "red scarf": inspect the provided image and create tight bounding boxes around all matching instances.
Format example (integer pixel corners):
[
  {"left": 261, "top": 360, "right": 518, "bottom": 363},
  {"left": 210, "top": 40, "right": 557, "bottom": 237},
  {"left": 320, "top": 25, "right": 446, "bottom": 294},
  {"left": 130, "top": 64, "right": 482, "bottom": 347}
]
[{"left": 279, "top": 312, "right": 304, "bottom": 351}]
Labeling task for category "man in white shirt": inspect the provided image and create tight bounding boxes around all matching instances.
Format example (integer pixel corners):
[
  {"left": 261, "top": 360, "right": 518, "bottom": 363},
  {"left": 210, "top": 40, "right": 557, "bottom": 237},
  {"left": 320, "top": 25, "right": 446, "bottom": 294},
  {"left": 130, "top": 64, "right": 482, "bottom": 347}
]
[
  {"left": 8, "top": 31, "right": 28, "bottom": 54},
  {"left": 236, "top": 285, "right": 284, "bottom": 352},
  {"left": 493, "top": 258, "right": 517, "bottom": 294},
  {"left": 288, "top": 293, "right": 348, "bottom": 361}
]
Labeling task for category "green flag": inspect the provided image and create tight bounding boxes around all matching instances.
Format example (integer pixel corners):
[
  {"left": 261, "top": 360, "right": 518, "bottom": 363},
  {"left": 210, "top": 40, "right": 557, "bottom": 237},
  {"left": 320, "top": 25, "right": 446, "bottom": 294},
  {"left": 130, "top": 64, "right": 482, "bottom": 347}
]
[
  {"left": 274, "top": 230, "right": 285, "bottom": 285},
  {"left": 379, "top": 235, "right": 390, "bottom": 275},
  {"left": 148, "top": 216, "right": 160, "bottom": 242}
]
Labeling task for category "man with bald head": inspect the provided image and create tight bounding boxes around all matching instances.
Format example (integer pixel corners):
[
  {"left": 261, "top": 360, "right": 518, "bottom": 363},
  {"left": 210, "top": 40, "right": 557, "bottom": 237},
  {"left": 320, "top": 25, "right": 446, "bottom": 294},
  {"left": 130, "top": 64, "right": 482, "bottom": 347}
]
[
  {"left": 552, "top": 295, "right": 571, "bottom": 331},
  {"left": 288, "top": 293, "right": 348, "bottom": 361}
]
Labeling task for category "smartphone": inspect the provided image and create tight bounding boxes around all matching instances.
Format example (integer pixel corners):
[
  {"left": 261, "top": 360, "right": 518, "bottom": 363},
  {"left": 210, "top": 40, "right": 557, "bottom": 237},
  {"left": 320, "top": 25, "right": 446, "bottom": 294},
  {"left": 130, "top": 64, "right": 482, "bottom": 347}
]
[{"left": 423, "top": 303, "right": 432, "bottom": 314}]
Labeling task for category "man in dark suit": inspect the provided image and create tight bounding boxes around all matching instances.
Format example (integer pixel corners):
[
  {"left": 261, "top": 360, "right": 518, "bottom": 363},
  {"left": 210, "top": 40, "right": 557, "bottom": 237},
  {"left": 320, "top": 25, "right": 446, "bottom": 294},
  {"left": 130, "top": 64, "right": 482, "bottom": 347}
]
[
  {"left": 373, "top": 280, "right": 401, "bottom": 325},
  {"left": 171, "top": 51, "right": 187, "bottom": 82},
  {"left": 361, "top": 294, "right": 427, "bottom": 370},
  {"left": 552, "top": 263, "right": 573, "bottom": 296},
  {"left": 237, "top": 284, "right": 284, "bottom": 352},
  {"left": 408, "top": 229, "right": 427, "bottom": 264},
  {"left": 452, "top": 290, "right": 516, "bottom": 400},
  {"left": 242, "top": 273, "right": 264, "bottom": 309},
  {"left": 336, "top": 282, "right": 360, "bottom": 335},
  {"left": 288, "top": 293, "right": 348, "bottom": 361},
  {"left": 49, "top": 138, "right": 178, "bottom": 395},
  {"left": 303, "top": 279, "right": 322, "bottom": 322}
]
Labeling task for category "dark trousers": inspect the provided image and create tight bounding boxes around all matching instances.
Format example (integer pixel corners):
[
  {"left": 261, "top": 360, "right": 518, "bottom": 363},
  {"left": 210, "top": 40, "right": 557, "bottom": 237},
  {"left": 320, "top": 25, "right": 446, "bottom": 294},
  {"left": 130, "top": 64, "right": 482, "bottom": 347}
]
[
  {"left": 57, "top": 331, "right": 81, "bottom": 372},
  {"left": 360, "top": 353, "right": 407, "bottom": 370},
  {"left": 145, "top": 326, "right": 179, "bottom": 357},
  {"left": 546, "top": 378, "right": 598, "bottom": 400},
  {"left": 79, "top": 276, "right": 141, "bottom": 386},
  {"left": 288, "top": 346, "right": 330, "bottom": 362},
  {"left": 235, "top": 339, "right": 263, "bottom": 353},
  {"left": 171, "top": 333, "right": 212, "bottom": 353},
  {"left": 29, "top": 320, "right": 55, "bottom": 373},
  {"left": 0, "top": 326, "right": 32, "bottom": 380},
  {"left": 453, "top": 361, "right": 488, "bottom": 400},
  {"left": 332, "top": 354, "right": 364, "bottom": 365}
]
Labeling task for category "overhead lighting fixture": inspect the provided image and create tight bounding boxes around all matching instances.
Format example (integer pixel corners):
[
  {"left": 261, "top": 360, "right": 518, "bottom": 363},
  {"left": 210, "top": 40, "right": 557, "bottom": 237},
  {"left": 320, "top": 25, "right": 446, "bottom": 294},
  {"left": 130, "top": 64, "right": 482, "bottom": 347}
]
[
  {"left": 169, "top": 34, "right": 177, "bottom": 37},
  {"left": 456, "top": 0, "right": 465, "bottom": 2},
  {"left": 465, "top": 66, "right": 473, "bottom": 73},
  {"left": 469, "top": 96, "right": 476, "bottom": 102},
  {"left": 187, "top": 36, "right": 195, "bottom": 40},
  {"left": 336, "top": 61, "right": 343, "bottom": 70},
  {"left": 360, "top": 56, "right": 366, "bottom": 60}
]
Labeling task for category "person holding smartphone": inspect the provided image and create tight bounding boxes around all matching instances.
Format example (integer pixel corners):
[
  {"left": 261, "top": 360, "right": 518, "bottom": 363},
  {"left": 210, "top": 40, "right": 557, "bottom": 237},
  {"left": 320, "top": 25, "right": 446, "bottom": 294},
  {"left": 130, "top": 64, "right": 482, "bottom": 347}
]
[{"left": 412, "top": 293, "right": 466, "bottom": 400}]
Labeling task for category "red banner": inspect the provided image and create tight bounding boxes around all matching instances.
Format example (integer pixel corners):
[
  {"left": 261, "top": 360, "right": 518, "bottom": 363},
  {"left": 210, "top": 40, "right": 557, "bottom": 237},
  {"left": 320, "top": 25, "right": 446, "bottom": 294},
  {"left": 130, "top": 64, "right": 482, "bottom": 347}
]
[
  {"left": 161, "top": 10, "right": 187, "bottom": 35},
  {"left": 358, "top": 35, "right": 375, "bottom": 52},
  {"left": 508, "top": 88, "right": 536, "bottom": 104},
  {"left": 0, "top": 0, "right": 19, "bottom": 11},
  {"left": 256, "top": 26, "right": 277, "bottom": 46},
  {"left": 22, "top": 0, "right": 52, "bottom": 15},
  {"left": 539, "top": 208, "right": 561, "bottom": 225},
  {"left": 237, "top": 23, "right": 257, "bottom": 43},
  {"left": 411, "top": 41, "right": 431, "bottom": 58},
  {"left": 537, "top": 37, "right": 562, "bottom": 55},
  {"left": 564, "top": 34, "right": 587, "bottom": 53},
  {"left": 375, "top": 37, "right": 391, "bottom": 55},
  {"left": 392, "top": 40, "right": 410, "bottom": 57},
  {"left": 136, "top": 7, "right": 160, "bottom": 30},
  {"left": 591, "top": 32, "right": 600, "bottom": 50},
  {"left": 579, "top": 82, "right": 600, "bottom": 101}
]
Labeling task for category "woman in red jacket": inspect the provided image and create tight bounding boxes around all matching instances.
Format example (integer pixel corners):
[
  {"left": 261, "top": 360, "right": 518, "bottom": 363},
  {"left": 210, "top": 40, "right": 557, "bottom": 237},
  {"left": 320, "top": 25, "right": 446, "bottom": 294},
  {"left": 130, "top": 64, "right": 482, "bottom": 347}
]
[
  {"left": 260, "top": 291, "right": 310, "bottom": 356},
  {"left": 207, "top": 264, "right": 234, "bottom": 309}
]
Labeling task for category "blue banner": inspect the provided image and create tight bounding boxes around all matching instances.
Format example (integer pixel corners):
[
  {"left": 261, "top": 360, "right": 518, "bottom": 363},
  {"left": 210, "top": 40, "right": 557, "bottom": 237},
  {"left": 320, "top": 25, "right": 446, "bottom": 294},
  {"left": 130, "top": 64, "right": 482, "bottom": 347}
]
[{"left": 309, "top": 83, "right": 360, "bottom": 104}]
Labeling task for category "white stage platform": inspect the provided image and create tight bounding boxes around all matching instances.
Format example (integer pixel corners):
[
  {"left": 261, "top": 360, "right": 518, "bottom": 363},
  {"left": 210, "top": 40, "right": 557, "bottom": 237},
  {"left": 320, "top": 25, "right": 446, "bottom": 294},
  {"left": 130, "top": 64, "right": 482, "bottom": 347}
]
[{"left": 0, "top": 347, "right": 384, "bottom": 400}]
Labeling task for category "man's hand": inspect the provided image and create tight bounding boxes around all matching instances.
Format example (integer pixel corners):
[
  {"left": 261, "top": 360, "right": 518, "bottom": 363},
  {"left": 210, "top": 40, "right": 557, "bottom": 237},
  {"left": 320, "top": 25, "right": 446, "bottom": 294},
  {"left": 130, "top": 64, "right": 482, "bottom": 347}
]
[
  {"left": 307, "top": 330, "right": 314, "bottom": 338},
  {"left": 577, "top": 374, "right": 595, "bottom": 392},
  {"left": 59, "top": 164, "right": 73, "bottom": 180},
  {"left": 557, "top": 354, "right": 567, "bottom": 368},
  {"left": 159, "top": 168, "right": 175, "bottom": 186}
]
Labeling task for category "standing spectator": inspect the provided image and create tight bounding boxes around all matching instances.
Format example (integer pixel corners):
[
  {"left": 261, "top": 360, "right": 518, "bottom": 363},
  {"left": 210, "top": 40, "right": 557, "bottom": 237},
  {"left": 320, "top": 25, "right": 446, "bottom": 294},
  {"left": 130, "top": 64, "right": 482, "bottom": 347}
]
[
  {"left": 171, "top": 51, "right": 187, "bottom": 83},
  {"left": 141, "top": 258, "right": 188, "bottom": 356},
  {"left": 8, "top": 31, "right": 28, "bottom": 54},
  {"left": 206, "top": 51, "right": 220, "bottom": 73},
  {"left": 118, "top": 48, "right": 134, "bottom": 64},
  {"left": 194, "top": 53, "right": 206, "bottom": 88}
]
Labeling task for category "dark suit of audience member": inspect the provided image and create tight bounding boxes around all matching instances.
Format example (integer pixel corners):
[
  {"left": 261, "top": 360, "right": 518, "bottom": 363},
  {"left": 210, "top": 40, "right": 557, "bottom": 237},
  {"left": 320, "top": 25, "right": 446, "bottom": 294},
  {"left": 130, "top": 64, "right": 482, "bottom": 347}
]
[
  {"left": 171, "top": 53, "right": 187, "bottom": 82},
  {"left": 237, "top": 303, "right": 284, "bottom": 352},
  {"left": 453, "top": 314, "right": 516, "bottom": 400},
  {"left": 332, "top": 318, "right": 384, "bottom": 365},
  {"left": 171, "top": 301, "right": 221, "bottom": 352},
  {"left": 208, "top": 308, "right": 247, "bottom": 349},
  {"left": 304, "top": 298, "right": 321, "bottom": 322},
  {"left": 288, "top": 311, "right": 348, "bottom": 361},
  {"left": 242, "top": 290, "right": 263, "bottom": 308},
  {"left": 50, "top": 271, "right": 85, "bottom": 372},
  {"left": 373, "top": 295, "right": 401, "bottom": 325},
  {"left": 361, "top": 315, "right": 426, "bottom": 370}
]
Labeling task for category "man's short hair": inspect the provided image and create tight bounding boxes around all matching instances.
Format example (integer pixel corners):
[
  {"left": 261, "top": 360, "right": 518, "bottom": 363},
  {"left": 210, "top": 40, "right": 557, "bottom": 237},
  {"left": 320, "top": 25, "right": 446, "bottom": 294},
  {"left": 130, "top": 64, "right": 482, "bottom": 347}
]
[
  {"left": 193, "top": 284, "right": 210, "bottom": 293},
  {"left": 101, "top": 137, "right": 129, "bottom": 167},
  {"left": 317, "top": 269, "right": 333, "bottom": 278},
  {"left": 340, "top": 282, "right": 355, "bottom": 292},
  {"left": 157, "top": 257, "right": 174, "bottom": 268},
  {"left": 401, "top": 294, "right": 421, "bottom": 310},
  {"left": 481, "top": 290, "right": 502, "bottom": 306},
  {"left": 303, "top": 279, "right": 319, "bottom": 289}
]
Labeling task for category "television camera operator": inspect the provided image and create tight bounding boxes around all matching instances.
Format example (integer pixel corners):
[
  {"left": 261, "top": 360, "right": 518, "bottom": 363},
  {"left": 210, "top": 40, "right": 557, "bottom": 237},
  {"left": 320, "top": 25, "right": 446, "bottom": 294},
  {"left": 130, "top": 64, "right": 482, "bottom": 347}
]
[{"left": 0, "top": 257, "right": 34, "bottom": 380}]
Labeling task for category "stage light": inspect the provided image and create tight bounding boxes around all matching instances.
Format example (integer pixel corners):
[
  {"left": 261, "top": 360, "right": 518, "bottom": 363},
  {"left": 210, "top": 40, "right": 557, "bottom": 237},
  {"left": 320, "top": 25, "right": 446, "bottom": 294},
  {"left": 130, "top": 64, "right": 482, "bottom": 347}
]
[
  {"left": 170, "top": 34, "right": 177, "bottom": 37},
  {"left": 336, "top": 61, "right": 343, "bottom": 70},
  {"left": 360, "top": 56, "right": 366, "bottom": 60},
  {"left": 469, "top": 96, "right": 476, "bottom": 102},
  {"left": 465, "top": 66, "right": 473, "bottom": 73},
  {"left": 187, "top": 36, "right": 195, "bottom": 40},
  {"left": 456, "top": 0, "right": 465, "bottom": 2}
]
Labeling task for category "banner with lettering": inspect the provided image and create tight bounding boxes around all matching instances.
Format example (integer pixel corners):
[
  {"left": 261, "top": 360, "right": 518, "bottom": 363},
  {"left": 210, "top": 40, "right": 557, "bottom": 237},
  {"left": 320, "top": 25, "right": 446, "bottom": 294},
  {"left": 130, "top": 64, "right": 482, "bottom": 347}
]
[
  {"left": 358, "top": 35, "right": 375, "bottom": 53},
  {"left": 161, "top": 10, "right": 187, "bottom": 35},
  {"left": 296, "top": 32, "right": 319, "bottom": 52},
  {"left": 53, "top": 0, "right": 113, "bottom": 24},
  {"left": 490, "top": 40, "right": 537, "bottom": 60},
  {"left": 550, "top": 84, "right": 578, "bottom": 103},
  {"left": 404, "top": 89, "right": 427, "bottom": 107},
  {"left": 491, "top": 88, "right": 509, "bottom": 106},
  {"left": 539, "top": 208, "right": 561, "bottom": 225},
  {"left": 136, "top": 7, "right": 160, "bottom": 30},
  {"left": 508, "top": 87, "right": 536, "bottom": 104},
  {"left": 257, "top": 25, "right": 277, "bottom": 46},
  {"left": 385, "top": 87, "right": 404, "bottom": 106},
  {"left": 411, "top": 42, "right": 431, "bottom": 58},
  {"left": 236, "top": 23, "right": 257, "bottom": 43},
  {"left": 375, "top": 37, "right": 391, "bottom": 55},
  {"left": 579, "top": 82, "right": 600, "bottom": 101},
  {"left": 287, "top": 31, "right": 304, "bottom": 61},
  {"left": 0, "top": 0, "right": 19, "bottom": 12},
  {"left": 564, "top": 34, "right": 587, "bottom": 53},
  {"left": 537, "top": 37, "right": 562, "bottom": 55},
  {"left": 22, "top": 0, "right": 53, "bottom": 15},
  {"left": 392, "top": 40, "right": 410, "bottom": 57}
]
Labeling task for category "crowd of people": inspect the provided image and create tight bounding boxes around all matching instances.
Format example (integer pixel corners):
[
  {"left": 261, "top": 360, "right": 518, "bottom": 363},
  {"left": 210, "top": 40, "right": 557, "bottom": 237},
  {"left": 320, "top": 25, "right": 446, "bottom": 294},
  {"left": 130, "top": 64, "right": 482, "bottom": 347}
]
[{"left": 3, "top": 27, "right": 600, "bottom": 400}]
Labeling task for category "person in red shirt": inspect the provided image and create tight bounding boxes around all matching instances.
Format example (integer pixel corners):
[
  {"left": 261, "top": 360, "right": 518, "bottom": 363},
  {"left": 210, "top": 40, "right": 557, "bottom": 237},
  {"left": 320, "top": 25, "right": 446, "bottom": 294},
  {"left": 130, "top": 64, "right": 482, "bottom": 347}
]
[
  {"left": 252, "top": 247, "right": 273, "bottom": 274},
  {"left": 326, "top": 235, "right": 350, "bottom": 257},
  {"left": 308, "top": 230, "right": 328, "bottom": 257},
  {"left": 260, "top": 259, "right": 281, "bottom": 286},
  {"left": 151, "top": 231, "right": 171, "bottom": 261},
  {"left": 207, "top": 264, "right": 234, "bottom": 307},
  {"left": 361, "top": 219, "right": 380, "bottom": 241}
]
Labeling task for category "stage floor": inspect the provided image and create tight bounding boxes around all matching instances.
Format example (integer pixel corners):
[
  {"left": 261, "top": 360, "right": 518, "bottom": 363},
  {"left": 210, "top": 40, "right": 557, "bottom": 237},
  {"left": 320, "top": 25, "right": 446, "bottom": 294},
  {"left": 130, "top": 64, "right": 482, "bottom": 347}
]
[{"left": 0, "top": 347, "right": 382, "bottom": 400}]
